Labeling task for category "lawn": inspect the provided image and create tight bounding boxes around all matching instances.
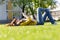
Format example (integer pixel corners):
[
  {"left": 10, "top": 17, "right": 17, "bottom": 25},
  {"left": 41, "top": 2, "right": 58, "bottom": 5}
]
[{"left": 0, "top": 21, "right": 60, "bottom": 40}]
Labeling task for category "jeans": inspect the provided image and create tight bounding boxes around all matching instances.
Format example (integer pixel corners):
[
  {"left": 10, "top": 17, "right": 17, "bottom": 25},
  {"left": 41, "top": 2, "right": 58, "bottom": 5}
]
[{"left": 37, "top": 8, "right": 55, "bottom": 25}]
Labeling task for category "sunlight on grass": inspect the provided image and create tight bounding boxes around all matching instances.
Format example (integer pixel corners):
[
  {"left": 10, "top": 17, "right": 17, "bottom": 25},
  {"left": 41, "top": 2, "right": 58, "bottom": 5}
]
[{"left": 0, "top": 21, "right": 60, "bottom": 40}]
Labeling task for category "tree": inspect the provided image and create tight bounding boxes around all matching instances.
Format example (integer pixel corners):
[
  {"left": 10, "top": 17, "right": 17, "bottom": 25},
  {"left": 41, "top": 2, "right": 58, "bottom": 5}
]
[
  {"left": 11, "top": 0, "right": 56, "bottom": 15},
  {"left": 11, "top": 0, "right": 32, "bottom": 13}
]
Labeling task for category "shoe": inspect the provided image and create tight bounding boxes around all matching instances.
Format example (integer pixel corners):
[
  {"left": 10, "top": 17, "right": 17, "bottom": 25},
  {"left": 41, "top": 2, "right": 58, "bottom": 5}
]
[{"left": 52, "top": 22, "right": 57, "bottom": 25}]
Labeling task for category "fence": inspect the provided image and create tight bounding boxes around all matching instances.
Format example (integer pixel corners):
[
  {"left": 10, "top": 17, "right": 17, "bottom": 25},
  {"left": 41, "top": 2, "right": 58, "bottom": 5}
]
[{"left": 51, "top": 10, "right": 60, "bottom": 20}]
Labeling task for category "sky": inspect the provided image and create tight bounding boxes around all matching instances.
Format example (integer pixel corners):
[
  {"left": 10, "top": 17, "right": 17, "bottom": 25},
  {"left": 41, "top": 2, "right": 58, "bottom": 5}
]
[
  {"left": 50, "top": 0, "right": 60, "bottom": 11},
  {"left": 55, "top": 0, "right": 60, "bottom": 4},
  {"left": 55, "top": 0, "right": 60, "bottom": 7},
  {"left": 57, "top": 0, "right": 60, "bottom": 3}
]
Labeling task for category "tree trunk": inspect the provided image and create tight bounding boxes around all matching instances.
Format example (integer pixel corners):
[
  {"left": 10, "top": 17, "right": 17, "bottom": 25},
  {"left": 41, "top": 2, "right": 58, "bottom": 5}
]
[
  {"left": 22, "top": 5, "right": 25, "bottom": 13},
  {"left": 29, "top": 6, "right": 34, "bottom": 15}
]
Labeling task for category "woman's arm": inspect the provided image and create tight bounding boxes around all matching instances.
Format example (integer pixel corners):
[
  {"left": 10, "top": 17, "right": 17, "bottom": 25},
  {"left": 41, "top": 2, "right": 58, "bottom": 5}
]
[
  {"left": 22, "top": 13, "right": 29, "bottom": 19},
  {"left": 16, "top": 18, "right": 27, "bottom": 25}
]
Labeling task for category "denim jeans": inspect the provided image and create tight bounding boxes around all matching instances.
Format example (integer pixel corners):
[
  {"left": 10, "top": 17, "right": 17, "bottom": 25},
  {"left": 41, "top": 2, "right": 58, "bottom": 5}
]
[{"left": 37, "top": 8, "right": 55, "bottom": 25}]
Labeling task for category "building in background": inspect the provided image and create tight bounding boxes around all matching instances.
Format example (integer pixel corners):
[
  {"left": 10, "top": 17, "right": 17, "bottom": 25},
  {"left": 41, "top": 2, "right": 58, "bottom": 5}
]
[{"left": 0, "top": 0, "right": 22, "bottom": 23}]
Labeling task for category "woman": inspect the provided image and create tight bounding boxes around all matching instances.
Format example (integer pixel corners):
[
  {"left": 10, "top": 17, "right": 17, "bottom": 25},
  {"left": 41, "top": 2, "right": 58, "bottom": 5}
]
[{"left": 7, "top": 13, "right": 37, "bottom": 26}]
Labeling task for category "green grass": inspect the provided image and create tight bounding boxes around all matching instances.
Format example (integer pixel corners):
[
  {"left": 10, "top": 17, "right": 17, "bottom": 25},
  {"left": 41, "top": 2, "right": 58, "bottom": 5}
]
[{"left": 0, "top": 21, "right": 60, "bottom": 40}]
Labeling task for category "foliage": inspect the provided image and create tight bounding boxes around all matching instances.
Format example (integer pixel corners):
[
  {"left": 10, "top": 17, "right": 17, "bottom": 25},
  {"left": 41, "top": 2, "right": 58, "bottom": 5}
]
[{"left": 11, "top": 0, "right": 56, "bottom": 15}]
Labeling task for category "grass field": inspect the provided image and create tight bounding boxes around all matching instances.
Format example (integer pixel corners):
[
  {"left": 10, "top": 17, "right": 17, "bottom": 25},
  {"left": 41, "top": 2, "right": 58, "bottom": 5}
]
[{"left": 0, "top": 21, "right": 60, "bottom": 40}]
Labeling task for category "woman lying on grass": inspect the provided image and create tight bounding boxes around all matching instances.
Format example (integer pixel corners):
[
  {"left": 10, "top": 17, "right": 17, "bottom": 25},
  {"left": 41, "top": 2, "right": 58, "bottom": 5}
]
[{"left": 6, "top": 13, "right": 37, "bottom": 26}]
